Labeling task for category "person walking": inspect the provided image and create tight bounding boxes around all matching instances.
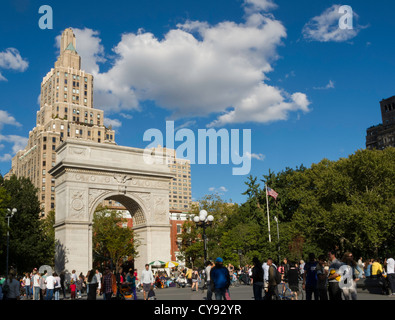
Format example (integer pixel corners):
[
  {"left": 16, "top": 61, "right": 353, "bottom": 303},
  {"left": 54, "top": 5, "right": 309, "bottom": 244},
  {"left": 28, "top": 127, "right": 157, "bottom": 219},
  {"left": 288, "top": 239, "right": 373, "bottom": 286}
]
[
  {"left": 251, "top": 257, "right": 264, "bottom": 300},
  {"left": 53, "top": 272, "right": 61, "bottom": 300},
  {"left": 32, "top": 270, "right": 41, "bottom": 300},
  {"left": 303, "top": 253, "right": 319, "bottom": 300},
  {"left": 101, "top": 267, "right": 114, "bottom": 300},
  {"left": 59, "top": 271, "right": 66, "bottom": 300},
  {"left": 327, "top": 250, "right": 343, "bottom": 300},
  {"left": 287, "top": 262, "right": 300, "bottom": 300},
  {"left": 141, "top": 264, "right": 154, "bottom": 300},
  {"left": 264, "top": 258, "right": 280, "bottom": 300},
  {"left": 2, "top": 271, "right": 20, "bottom": 300},
  {"left": 23, "top": 272, "right": 31, "bottom": 300},
  {"left": 385, "top": 254, "right": 395, "bottom": 296},
  {"left": 45, "top": 272, "right": 56, "bottom": 300},
  {"left": 126, "top": 268, "right": 137, "bottom": 300},
  {"left": 191, "top": 268, "right": 200, "bottom": 292},
  {"left": 210, "top": 257, "right": 231, "bottom": 300},
  {"left": 39, "top": 271, "right": 47, "bottom": 300},
  {"left": 340, "top": 252, "right": 362, "bottom": 300},
  {"left": 316, "top": 255, "right": 328, "bottom": 300},
  {"left": 205, "top": 261, "right": 213, "bottom": 300},
  {"left": 87, "top": 269, "right": 99, "bottom": 300}
]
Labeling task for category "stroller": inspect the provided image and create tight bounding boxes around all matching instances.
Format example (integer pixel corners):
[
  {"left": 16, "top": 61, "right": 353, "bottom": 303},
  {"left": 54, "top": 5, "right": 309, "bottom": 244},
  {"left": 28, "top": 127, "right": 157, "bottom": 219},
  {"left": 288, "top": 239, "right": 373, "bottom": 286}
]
[{"left": 118, "top": 283, "right": 134, "bottom": 300}]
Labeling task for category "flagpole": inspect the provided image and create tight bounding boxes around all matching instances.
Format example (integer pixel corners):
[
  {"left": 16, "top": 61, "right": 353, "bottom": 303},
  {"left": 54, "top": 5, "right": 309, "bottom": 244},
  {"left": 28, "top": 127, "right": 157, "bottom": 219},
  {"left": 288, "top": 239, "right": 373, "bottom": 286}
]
[{"left": 265, "top": 183, "right": 271, "bottom": 242}]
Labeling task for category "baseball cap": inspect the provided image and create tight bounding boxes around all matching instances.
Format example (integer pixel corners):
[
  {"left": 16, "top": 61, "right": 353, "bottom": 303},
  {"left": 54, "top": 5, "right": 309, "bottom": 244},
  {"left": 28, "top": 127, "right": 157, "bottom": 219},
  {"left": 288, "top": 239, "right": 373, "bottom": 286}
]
[{"left": 215, "top": 257, "right": 223, "bottom": 263}]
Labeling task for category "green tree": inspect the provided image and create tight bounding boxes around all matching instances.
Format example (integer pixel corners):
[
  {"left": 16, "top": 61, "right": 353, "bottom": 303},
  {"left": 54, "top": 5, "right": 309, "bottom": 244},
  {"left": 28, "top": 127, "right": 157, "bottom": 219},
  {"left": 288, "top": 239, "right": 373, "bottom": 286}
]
[
  {"left": 92, "top": 206, "right": 139, "bottom": 271},
  {"left": 0, "top": 175, "right": 54, "bottom": 273}
]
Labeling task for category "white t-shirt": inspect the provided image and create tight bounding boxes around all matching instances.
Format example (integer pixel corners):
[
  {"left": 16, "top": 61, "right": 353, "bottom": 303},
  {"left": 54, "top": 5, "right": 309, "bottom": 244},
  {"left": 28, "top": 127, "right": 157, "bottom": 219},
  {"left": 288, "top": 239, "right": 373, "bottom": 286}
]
[
  {"left": 33, "top": 274, "right": 41, "bottom": 287},
  {"left": 23, "top": 276, "right": 31, "bottom": 286},
  {"left": 387, "top": 258, "right": 395, "bottom": 274},
  {"left": 45, "top": 275, "right": 56, "bottom": 290}
]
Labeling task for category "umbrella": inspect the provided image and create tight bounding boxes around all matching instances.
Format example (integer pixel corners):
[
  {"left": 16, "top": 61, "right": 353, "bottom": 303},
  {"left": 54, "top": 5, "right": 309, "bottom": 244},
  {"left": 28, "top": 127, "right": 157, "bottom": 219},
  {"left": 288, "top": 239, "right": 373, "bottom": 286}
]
[
  {"left": 165, "top": 261, "right": 179, "bottom": 268},
  {"left": 149, "top": 260, "right": 165, "bottom": 267}
]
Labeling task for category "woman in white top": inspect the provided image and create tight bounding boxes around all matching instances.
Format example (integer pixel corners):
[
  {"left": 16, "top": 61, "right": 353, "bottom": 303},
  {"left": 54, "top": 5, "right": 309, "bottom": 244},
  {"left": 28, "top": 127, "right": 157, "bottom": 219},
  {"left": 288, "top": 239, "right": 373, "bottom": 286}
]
[
  {"left": 53, "top": 272, "right": 62, "bottom": 300},
  {"left": 23, "top": 273, "right": 31, "bottom": 299}
]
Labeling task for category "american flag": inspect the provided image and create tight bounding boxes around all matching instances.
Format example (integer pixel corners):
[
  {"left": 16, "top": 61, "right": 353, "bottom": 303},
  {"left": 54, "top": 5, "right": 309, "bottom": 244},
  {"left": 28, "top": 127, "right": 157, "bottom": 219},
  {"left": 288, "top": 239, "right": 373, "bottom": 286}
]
[{"left": 267, "top": 187, "right": 278, "bottom": 200}]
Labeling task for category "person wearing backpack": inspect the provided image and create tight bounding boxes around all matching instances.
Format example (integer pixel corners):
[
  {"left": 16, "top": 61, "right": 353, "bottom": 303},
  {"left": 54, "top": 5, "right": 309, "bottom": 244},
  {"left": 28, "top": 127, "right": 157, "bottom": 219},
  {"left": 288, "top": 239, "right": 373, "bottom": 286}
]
[{"left": 264, "top": 258, "right": 280, "bottom": 300}]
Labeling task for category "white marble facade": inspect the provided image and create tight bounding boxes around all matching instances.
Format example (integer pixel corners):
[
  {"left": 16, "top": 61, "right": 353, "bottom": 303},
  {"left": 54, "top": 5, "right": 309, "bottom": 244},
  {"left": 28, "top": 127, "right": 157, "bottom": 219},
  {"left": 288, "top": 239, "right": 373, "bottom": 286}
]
[{"left": 49, "top": 138, "right": 174, "bottom": 275}]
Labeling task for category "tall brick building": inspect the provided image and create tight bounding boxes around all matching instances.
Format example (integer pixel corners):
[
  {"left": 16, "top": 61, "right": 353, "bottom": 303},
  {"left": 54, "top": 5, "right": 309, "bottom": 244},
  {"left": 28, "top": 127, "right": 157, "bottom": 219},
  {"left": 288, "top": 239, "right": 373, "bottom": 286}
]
[{"left": 366, "top": 96, "right": 395, "bottom": 150}]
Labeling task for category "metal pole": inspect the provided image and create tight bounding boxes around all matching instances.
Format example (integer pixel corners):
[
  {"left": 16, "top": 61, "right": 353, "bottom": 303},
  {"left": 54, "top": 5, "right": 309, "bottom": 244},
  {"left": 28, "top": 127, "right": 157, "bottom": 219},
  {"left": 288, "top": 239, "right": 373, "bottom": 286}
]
[
  {"left": 275, "top": 217, "right": 280, "bottom": 263},
  {"left": 203, "top": 223, "right": 207, "bottom": 265},
  {"left": 265, "top": 184, "right": 271, "bottom": 242},
  {"left": 6, "top": 215, "right": 10, "bottom": 275}
]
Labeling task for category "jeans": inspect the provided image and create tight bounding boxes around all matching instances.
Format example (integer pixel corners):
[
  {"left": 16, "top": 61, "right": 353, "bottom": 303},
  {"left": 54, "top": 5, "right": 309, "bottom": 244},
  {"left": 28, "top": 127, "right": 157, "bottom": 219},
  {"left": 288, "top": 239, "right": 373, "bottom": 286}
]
[
  {"left": 54, "top": 289, "right": 60, "bottom": 300},
  {"left": 342, "top": 281, "right": 357, "bottom": 300},
  {"left": 46, "top": 289, "right": 54, "bottom": 300},
  {"left": 253, "top": 282, "right": 263, "bottom": 300},
  {"left": 25, "top": 285, "right": 31, "bottom": 299},
  {"left": 33, "top": 287, "right": 40, "bottom": 300},
  {"left": 214, "top": 287, "right": 226, "bottom": 300},
  {"left": 104, "top": 292, "right": 112, "bottom": 300},
  {"left": 206, "top": 281, "right": 213, "bottom": 300}
]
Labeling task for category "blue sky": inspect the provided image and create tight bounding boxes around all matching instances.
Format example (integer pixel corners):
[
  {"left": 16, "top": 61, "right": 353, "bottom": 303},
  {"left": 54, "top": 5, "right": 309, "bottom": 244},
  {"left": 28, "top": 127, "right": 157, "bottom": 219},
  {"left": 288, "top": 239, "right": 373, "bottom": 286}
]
[{"left": 0, "top": 0, "right": 394, "bottom": 205}]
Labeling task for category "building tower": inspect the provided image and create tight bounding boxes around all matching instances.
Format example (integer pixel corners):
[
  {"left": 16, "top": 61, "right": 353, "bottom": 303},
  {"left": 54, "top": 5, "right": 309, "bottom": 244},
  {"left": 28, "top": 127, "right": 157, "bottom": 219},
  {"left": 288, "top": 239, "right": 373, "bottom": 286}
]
[
  {"left": 6, "top": 28, "right": 116, "bottom": 217},
  {"left": 366, "top": 96, "right": 395, "bottom": 150}
]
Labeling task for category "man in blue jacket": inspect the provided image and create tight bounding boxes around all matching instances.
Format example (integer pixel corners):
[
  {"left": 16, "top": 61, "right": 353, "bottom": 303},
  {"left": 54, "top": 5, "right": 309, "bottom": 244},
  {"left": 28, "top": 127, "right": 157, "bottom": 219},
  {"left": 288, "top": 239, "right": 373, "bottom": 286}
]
[{"left": 210, "top": 257, "right": 230, "bottom": 300}]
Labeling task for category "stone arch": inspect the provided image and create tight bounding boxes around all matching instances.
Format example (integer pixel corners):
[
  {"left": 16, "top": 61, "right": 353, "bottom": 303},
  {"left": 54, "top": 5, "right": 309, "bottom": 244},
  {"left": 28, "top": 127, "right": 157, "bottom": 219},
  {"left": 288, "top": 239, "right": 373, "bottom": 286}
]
[
  {"left": 89, "top": 191, "right": 148, "bottom": 228},
  {"left": 50, "top": 139, "right": 174, "bottom": 276}
]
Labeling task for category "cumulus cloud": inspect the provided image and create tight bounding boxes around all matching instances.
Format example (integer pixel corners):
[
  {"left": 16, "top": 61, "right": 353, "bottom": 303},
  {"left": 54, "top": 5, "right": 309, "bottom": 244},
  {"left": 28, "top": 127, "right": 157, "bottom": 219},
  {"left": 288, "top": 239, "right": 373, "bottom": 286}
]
[
  {"left": 209, "top": 186, "right": 228, "bottom": 193},
  {"left": 0, "top": 48, "right": 29, "bottom": 81},
  {"left": 245, "top": 151, "right": 265, "bottom": 161},
  {"left": 0, "top": 110, "right": 22, "bottom": 129},
  {"left": 66, "top": 0, "right": 310, "bottom": 126},
  {"left": 0, "top": 111, "right": 28, "bottom": 163},
  {"left": 302, "top": 5, "right": 364, "bottom": 42}
]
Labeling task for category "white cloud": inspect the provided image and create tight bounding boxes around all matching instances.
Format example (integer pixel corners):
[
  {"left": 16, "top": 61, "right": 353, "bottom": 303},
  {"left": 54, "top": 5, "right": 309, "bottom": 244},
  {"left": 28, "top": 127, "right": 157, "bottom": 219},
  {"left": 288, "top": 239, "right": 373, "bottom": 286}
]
[
  {"left": 0, "top": 72, "right": 7, "bottom": 82},
  {"left": 0, "top": 110, "right": 22, "bottom": 129},
  {"left": 246, "top": 151, "right": 265, "bottom": 161},
  {"left": 0, "top": 110, "right": 27, "bottom": 163},
  {"left": 0, "top": 48, "right": 29, "bottom": 72},
  {"left": 302, "top": 5, "right": 363, "bottom": 42},
  {"left": 0, "top": 134, "right": 28, "bottom": 163},
  {"left": 103, "top": 117, "right": 122, "bottom": 129},
  {"left": 209, "top": 186, "right": 228, "bottom": 193},
  {"left": 66, "top": 0, "right": 310, "bottom": 126},
  {"left": 313, "top": 80, "right": 335, "bottom": 90}
]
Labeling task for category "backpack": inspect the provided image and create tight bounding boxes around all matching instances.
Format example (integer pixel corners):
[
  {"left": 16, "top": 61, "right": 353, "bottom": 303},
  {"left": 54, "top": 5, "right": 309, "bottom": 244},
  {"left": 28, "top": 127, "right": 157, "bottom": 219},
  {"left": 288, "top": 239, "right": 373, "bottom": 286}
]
[{"left": 271, "top": 266, "right": 281, "bottom": 284}]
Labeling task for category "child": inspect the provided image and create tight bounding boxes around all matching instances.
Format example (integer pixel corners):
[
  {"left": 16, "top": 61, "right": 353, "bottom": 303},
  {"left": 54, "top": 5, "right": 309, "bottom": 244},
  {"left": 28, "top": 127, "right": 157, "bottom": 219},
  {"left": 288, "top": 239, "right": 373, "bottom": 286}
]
[
  {"left": 70, "top": 279, "right": 76, "bottom": 300},
  {"left": 148, "top": 285, "right": 156, "bottom": 300}
]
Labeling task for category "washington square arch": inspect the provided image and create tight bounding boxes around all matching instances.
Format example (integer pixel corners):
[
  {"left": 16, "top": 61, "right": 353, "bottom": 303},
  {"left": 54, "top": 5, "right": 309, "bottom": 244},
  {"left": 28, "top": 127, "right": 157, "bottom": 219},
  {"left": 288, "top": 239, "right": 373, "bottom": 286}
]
[{"left": 48, "top": 138, "right": 174, "bottom": 275}]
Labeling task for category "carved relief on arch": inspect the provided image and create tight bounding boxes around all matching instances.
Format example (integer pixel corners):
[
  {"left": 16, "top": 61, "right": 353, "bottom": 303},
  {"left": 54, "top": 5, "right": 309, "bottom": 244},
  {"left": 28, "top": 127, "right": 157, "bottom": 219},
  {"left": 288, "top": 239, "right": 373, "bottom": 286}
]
[
  {"left": 69, "top": 189, "right": 87, "bottom": 220},
  {"left": 88, "top": 188, "right": 111, "bottom": 211}
]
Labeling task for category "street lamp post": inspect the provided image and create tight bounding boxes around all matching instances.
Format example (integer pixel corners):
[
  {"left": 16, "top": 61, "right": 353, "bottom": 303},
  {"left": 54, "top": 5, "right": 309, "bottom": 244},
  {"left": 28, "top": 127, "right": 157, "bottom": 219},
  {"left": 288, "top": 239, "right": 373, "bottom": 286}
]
[
  {"left": 193, "top": 210, "right": 214, "bottom": 266},
  {"left": 6, "top": 208, "right": 17, "bottom": 275},
  {"left": 274, "top": 216, "right": 280, "bottom": 264}
]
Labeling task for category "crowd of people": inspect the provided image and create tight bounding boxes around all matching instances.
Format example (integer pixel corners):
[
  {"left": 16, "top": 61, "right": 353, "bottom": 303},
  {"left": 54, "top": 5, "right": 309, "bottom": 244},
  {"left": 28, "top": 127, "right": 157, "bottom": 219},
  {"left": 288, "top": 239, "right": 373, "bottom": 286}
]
[{"left": 1, "top": 251, "right": 394, "bottom": 301}]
